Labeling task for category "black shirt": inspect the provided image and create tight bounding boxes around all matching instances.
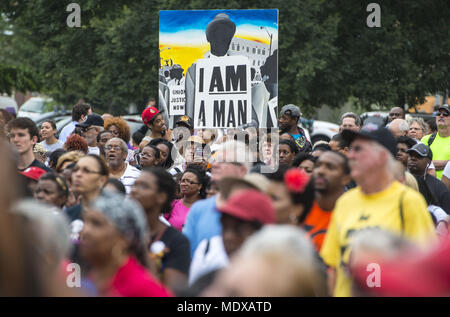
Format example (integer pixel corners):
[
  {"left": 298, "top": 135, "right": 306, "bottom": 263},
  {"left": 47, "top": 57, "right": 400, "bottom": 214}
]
[
  {"left": 424, "top": 174, "right": 450, "bottom": 214},
  {"left": 19, "top": 159, "right": 52, "bottom": 173},
  {"left": 152, "top": 226, "right": 191, "bottom": 275}
]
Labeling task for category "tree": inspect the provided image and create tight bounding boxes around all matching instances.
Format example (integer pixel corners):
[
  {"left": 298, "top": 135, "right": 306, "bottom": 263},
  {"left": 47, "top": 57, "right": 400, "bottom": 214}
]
[{"left": 1, "top": 0, "right": 449, "bottom": 116}]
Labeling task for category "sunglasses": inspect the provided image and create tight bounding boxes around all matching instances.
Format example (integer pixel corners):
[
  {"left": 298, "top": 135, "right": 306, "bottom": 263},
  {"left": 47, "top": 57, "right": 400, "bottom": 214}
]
[{"left": 437, "top": 111, "right": 449, "bottom": 117}]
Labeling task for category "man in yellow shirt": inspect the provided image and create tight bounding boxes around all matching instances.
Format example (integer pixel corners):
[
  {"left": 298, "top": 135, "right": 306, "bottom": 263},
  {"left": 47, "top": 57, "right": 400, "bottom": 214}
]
[
  {"left": 421, "top": 105, "right": 450, "bottom": 180},
  {"left": 320, "top": 124, "right": 436, "bottom": 297}
]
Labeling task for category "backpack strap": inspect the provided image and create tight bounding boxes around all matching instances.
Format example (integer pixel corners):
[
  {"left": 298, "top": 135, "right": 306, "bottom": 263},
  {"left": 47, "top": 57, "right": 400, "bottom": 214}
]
[
  {"left": 399, "top": 190, "right": 406, "bottom": 235},
  {"left": 427, "top": 133, "right": 437, "bottom": 147}
]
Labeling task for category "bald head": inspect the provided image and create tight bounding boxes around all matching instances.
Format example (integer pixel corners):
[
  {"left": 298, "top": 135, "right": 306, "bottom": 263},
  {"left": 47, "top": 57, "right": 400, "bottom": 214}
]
[{"left": 389, "top": 119, "right": 409, "bottom": 137}]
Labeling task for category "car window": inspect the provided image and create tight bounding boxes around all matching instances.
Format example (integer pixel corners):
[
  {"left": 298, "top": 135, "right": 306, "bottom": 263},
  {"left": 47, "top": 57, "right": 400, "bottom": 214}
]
[{"left": 20, "top": 99, "right": 44, "bottom": 113}]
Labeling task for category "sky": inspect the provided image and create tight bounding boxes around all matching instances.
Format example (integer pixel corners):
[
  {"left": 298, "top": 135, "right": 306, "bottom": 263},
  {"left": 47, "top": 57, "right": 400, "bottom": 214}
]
[{"left": 159, "top": 9, "right": 278, "bottom": 74}]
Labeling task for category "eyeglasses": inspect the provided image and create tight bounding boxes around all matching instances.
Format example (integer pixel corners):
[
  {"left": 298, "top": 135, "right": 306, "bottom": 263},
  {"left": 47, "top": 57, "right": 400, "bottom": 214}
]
[
  {"left": 105, "top": 145, "right": 122, "bottom": 151},
  {"left": 180, "top": 179, "right": 200, "bottom": 185},
  {"left": 72, "top": 166, "right": 102, "bottom": 175},
  {"left": 437, "top": 111, "right": 449, "bottom": 117}
]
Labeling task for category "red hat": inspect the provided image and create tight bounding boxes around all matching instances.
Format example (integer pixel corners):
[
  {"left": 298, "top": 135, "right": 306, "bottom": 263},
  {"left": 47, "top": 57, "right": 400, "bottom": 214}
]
[
  {"left": 218, "top": 189, "right": 276, "bottom": 225},
  {"left": 142, "top": 106, "right": 160, "bottom": 125},
  {"left": 19, "top": 166, "right": 47, "bottom": 181}
]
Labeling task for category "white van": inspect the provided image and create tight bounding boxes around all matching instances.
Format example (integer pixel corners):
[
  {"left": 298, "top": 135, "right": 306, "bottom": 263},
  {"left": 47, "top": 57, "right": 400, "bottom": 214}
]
[
  {"left": 17, "top": 97, "right": 56, "bottom": 120},
  {"left": 0, "top": 96, "right": 18, "bottom": 115}
]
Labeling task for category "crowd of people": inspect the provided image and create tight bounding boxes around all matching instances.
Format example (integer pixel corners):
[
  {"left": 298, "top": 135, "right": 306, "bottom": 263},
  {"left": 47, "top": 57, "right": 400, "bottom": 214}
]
[{"left": 0, "top": 100, "right": 449, "bottom": 297}]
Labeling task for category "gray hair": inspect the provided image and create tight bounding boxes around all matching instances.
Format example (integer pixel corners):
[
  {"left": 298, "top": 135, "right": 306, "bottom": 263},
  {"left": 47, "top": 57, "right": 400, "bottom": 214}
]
[
  {"left": 407, "top": 117, "right": 427, "bottom": 132},
  {"left": 350, "top": 228, "right": 413, "bottom": 260},
  {"left": 106, "top": 137, "right": 128, "bottom": 155},
  {"left": 341, "top": 112, "right": 361, "bottom": 126},
  {"left": 11, "top": 200, "right": 72, "bottom": 271},
  {"left": 390, "top": 119, "right": 409, "bottom": 134},
  {"left": 212, "top": 140, "right": 252, "bottom": 172},
  {"left": 89, "top": 190, "right": 150, "bottom": 267},
  {"left": 238, "top": 225, "right": 327, "bottom": 296}
]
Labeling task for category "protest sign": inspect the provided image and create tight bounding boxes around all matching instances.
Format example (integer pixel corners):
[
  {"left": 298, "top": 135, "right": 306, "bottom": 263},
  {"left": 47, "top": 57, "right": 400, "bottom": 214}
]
[
  {"left": 159, "top": 9, "right": 278, "bottom": 129},
  {"left": 194, "top": 56, "right": 251, "bottom": 128}
]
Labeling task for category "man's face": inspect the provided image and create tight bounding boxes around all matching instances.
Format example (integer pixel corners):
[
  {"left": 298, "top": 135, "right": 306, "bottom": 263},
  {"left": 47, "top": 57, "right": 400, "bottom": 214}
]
[
  {"left": 313, "top": 151, "right": 349, "bottom": 194},
  {"left": 388, "top": 107, "right": 404, "bottom": 122},
  {"left": 149, "top": 113, "right": 167, "bottom": 134},
  {"left": 407, "top": 152, "right": 429, "bottom": 176},
  {"left": 82, "top": 126, "right": 100, "bottom": 146},
  {"left": 98, "top": 132, "right": 113, "bottom": 155},
  {"left": 347, "top": 138, "right": 383, "bottom": 181},
  {"left": 220, "top": 213, "right": 258, "bottom": 257},
  {"left": 105, "top": 139, "right": 126, "bottom": 168},
  {"left": 278, "top": 114, "right": 297, "bottom": 133},
  {"left": 211, "top": 151, "right": 246, "bottom": 182},
  {"left": 340, "top": 117, "right": 359, "bottom": 132},
  {"left": 436, "top": 109, "right": 450, "bottom": 129},
  {"left": 8, "top": 128, "right": 36, "bottom": 155}
]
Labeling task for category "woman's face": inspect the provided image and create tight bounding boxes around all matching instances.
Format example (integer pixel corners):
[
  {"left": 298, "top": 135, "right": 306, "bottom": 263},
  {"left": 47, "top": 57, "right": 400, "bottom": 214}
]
[
  {"left": 80, "top": 208, "right": 126, "bottom": 265},
  {"left": 299, "top": 160, "right": 314, "bottom": 175},
  {"left": 40, "top": 122, "right": 56, "bottom": 140},
  {"left": 279, "top": 144, "right": 295, "bottom": 165},
  {"left": 179, "top": 171, "right": 201, "bottom": 197},
  {"left": 156, "top": 144, "right": 170, "bottom": 166},
  {"left": 130, "top": 171, "right": 162, "bottom": 212},
  {"left": 108, "top": 125, "right": 120, "bottom": 138},
  {"left": 396, "top": 143, "right": 409, "bottom": 167},
  {"left": 266, "top": 181, "right": 304, "bottom": 225},
  {"left": 71, "top": 156, "right": 107, "bottom": 195},
  {"left": 408, "top": 122, "right": 424, "bottom": 140},
  {"left": 34, "top": 179, "right": 67, "bottom": 208},
  {"left": 140, "top": 147, "right": 159, "bottom": 168}
]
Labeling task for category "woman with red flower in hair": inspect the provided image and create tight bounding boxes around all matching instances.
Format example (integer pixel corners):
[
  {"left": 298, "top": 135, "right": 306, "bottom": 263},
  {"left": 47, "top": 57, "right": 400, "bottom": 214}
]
[{"left": 266, "top": 164, "right": 315, "bottom": 225}]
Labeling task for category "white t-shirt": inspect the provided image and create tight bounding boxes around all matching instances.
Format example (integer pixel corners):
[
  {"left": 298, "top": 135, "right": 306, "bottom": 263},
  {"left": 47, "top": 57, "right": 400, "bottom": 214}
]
[
  {"left": 188, "top": 235, "right": 229, "bottom": 286},
  {"left": 120, "top": 163, "right": 141, "bottom": 195},
  {"left": 40, "top": 140, "right": 64, "bottom": 152},
  {"left": 59, "top": 121, "right": 77, "bottom": 144},
  {"left": 443, "top": 161, "right": 450, "bottom": 179},
  {"left": 88, "top": 147, "right": 100, "bottom": 156}
]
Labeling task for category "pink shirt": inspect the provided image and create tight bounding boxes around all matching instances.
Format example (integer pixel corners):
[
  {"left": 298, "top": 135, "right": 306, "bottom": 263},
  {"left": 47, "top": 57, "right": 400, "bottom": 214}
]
[
  {"left": 166, "top": 199, "right": 191, "bottom": 231},
  {"left": 105, "top": 256, "right": 172, "bottom": 297}
]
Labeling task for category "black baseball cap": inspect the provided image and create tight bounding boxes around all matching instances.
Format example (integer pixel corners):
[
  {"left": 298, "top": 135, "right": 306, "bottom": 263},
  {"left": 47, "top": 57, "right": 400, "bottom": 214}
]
[
  {"left": 341, "top": 123, "right": 397, "bottom": 157},
  {"left": 407, "top": 143, "right": 433, "bottom": 160},
  {"left": 76, "top": 113, "right": 104, "bottom": 128},
  {"left": 438, "top": 104, "right": 449, "bottom": 114}
]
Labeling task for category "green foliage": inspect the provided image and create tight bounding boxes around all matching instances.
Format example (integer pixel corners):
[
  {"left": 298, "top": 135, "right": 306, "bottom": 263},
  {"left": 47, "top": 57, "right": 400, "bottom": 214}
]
[{"left": 1, "top": 0, "right": 449, "bottom": 116}]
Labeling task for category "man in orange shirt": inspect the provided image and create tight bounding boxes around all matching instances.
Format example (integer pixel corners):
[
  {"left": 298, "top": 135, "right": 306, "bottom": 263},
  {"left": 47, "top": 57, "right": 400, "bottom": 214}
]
[{"left": 303, "top": 151, "right": 351, "bottom": 251}]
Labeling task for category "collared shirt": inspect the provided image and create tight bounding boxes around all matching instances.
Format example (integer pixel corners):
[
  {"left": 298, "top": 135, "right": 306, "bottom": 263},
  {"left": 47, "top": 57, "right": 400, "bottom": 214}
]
[{"left": 120, "top": 163, "right": 141, "bottom": 195}]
